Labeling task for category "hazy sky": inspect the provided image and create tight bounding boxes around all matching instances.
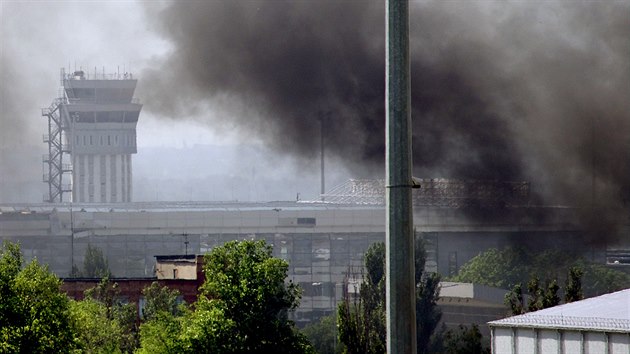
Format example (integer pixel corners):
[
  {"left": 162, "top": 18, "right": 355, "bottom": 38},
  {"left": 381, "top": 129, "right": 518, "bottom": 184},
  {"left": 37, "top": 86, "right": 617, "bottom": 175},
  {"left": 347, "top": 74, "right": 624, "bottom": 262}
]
[
  {"left": 0, "top": 0, "right": 339, "bottom": 202},
  {"left": 0, "top": 0, "right": 227, "bottom": 149},
  {"left": 1, "top": 0, "right": 629, "bottom": 211}
]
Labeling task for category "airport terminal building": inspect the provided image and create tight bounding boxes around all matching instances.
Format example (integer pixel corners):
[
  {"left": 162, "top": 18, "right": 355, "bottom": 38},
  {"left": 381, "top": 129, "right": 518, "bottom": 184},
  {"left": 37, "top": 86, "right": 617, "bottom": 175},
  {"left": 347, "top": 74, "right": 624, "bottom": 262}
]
[{"left": 0, "top": 181, "right": 602, "bottom": 324}]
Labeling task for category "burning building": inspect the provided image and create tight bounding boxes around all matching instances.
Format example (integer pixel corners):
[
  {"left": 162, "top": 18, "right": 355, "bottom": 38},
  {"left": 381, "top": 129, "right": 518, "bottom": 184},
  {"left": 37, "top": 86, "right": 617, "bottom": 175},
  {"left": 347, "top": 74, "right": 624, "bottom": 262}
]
[{"left": 43, "top": 68, "right": 142, "bottom": 203}]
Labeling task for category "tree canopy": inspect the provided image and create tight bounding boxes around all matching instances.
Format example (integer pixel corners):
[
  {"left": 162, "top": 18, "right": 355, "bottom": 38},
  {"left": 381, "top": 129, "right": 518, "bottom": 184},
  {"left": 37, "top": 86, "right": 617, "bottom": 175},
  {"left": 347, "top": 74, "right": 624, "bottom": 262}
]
[
  {"left": 301, "top": 314, "right": 343, "bottom": 354},
  {"left": 442, "top": 324, "right": 490, "bottom": 354},
  {"left": 141, "top": 281, "right": 182, "bottom": 321},
  {"left": 338, "top": 236, "right": 443, "bottom": 354},
  {"left": 79, "top": 244, "right": 110, "bottom": 278},
  {"left": 451, "top": 246, "right": 630, "bottom": 297},
  {"left": 137, "top": 240, "right": 313, "bottom": 354},
  {"left": 0, "top": 241, "right": 76, "bottom": 353}
]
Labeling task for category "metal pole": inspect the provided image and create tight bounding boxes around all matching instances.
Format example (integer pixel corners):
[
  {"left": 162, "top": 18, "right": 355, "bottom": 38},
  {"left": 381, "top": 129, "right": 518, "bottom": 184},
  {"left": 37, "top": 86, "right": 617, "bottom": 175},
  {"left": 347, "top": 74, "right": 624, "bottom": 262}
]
[
  {"left": 320, "top": 115, "right": 325, "bottom": 201},
  {"left": 386, "top": 0, "right": 416, "bottom": 353}
]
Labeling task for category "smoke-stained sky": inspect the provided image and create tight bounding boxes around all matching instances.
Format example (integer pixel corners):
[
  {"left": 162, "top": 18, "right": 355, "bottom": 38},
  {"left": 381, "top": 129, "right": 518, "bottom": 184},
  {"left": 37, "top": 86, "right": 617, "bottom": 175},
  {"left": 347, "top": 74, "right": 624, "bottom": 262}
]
[
  {"left": 139, "top": 0, "right": 630, "bottom": 211},
  {"left": 2, "top": 1, "right": 630, "bottom": 214}
]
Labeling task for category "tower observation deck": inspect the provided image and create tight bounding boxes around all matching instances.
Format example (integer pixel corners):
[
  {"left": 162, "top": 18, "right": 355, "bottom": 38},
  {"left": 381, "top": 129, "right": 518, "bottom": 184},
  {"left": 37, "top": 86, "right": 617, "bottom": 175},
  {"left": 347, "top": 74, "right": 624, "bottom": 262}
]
[{"left": 42, "top": 68, "right": 142, "bottom": 203}]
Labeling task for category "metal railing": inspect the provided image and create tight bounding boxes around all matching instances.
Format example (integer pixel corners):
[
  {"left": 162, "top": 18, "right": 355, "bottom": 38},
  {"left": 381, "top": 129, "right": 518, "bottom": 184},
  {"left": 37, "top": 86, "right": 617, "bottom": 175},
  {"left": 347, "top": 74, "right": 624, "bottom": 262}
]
[{"left": 63, "top": 72, "right": 136, "bottom": 81}]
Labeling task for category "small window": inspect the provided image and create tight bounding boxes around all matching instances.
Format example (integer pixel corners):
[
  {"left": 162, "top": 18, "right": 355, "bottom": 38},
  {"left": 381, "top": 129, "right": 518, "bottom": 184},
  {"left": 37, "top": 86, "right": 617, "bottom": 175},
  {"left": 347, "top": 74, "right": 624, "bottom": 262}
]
[
  {"left": 173, "top": 269, "right": 178, "bottom": 279},
  {"left": 90, "top": 136, "right": 93, "bottom": 145},
  {"left": 108, "top": 136, "right": 111, "bottom": 145},
  {"left": 297, "top": 218, "right": 316, "bottom": 226}
]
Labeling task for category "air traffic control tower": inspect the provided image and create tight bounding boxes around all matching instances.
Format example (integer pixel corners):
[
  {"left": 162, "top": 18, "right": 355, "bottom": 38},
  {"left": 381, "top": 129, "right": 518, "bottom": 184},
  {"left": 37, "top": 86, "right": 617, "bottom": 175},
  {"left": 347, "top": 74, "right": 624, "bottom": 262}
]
[{"left": 43, "top": 68, "right": 142, "bottom": 203}]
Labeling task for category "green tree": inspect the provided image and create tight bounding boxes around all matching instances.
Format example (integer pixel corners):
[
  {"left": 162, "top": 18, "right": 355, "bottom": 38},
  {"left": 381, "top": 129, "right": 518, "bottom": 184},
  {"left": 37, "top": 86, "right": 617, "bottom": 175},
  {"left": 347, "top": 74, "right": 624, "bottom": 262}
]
[
  {"left": 564, "top": 266, "right": 584, "bottom": 303},
  {"left": 301, "top": 314, "right": 343, "bottom": 354},
  {"left": 442, "top": 324, "right": 490, "bottom": 354},
  {"left": 504, "top": 283, "right": 525, "bottom": 316},
  {"left": 415, "top": 237, "right": 444, "bottom": 354},
  {"left": 0, "top": 241, "right": 77, "bottom": 352},
  {"left": 81, "top": 276, "right": 139, "bottom": 352},
  {"left": 579, "top": 260, "right": 630, "bottom": 296},
  {"left": 453, "top": 247, "right": 630, "bottom": 297},
  {"left": 82, "top": 244, "right": 110, "bottom": 278},
  {"left": 137, "top": 240, "right": 313, "bottom": 354},
  {"left": 136, "top": 282, "right": 186, "bottom": 353},
  {"left": 69, "top": 298, "right": 123, "bottom": 353},
  {"left": 338, "top": 236, "right": 443, "bottom": 354},
  {"left": 136, "top": 313, "right": 184, "bottom": 354},
  {"left": 508, "top": 277, "right": 561, "bottom": 316},
  {"left": 141, "top": 281, "right": 182, "bottom": 321},
  {"left": 198, "top": 240, "right": 312, "bottom": 353},
  {"left": 543, "top": 279, "right": 560, "bottom": 308},
  {"left": 338, "top": 243, "right": 386, "bottom": 354},
  {"left": 417, "top": 272, "right": 443, "bottom": 354},
  {"left": 526, "top": 276, "right": 543, "bottom": 312},
  {"left": 451, "top": 247, "right": 528, "bottom": 289}
]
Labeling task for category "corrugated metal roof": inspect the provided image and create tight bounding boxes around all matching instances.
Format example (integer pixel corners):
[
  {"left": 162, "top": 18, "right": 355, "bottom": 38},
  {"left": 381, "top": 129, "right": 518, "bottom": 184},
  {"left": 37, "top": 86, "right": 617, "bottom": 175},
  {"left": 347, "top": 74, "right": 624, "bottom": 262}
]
[{"left": 489, "top": 288, "right": 630, "bottom": 332}]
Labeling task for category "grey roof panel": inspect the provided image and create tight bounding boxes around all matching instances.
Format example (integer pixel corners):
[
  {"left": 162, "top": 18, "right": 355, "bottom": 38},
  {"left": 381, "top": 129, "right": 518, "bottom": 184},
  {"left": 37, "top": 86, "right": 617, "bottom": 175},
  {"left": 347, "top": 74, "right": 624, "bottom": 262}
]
[{"left": 489, "top": 288, "right": 630, "bottom": 332}]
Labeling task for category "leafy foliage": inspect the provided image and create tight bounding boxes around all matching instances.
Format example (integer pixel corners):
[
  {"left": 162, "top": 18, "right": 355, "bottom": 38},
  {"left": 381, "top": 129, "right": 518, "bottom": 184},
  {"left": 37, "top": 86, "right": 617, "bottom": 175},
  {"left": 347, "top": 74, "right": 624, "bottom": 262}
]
[
  {"left": 136, "top": 309, "right": 184, "bottom": 354},
  {"left": 507, "top": 273, "right": 570, "bottom": 316},
  {"left": 442, "top": 324, "right": 490, "bottom": 354},
  {"left": 69, "top": 298, "right": 123, "bottom": 353},
  {"left": 81, "top": 276, "right": 139, "bottom": 352},
  {"left": 564, "top": 266, "right": 584, "bottom": 303},
  {"left": 450, "top": 247, "right": 528, "bottom": 289},
  {"left": 338, "top": 243, "right": 386, "bottom": 354},
  {"left": 301, "top": 314, "right": 343, "bottom": 354},
  {"left": 141, "top": 281, "right": 182, "bottom": 321},
  {"left": 201, "top": 240, "right": 313, "bottom": 353},
  {"left": 452, "top": 247, "right": 630, "bottom": 297},
  {"left": 416, "top": 272, "right": 443, "bottom": 354},
  {"left": 81, "top": 244, "right": 110, "bottom": 278},
  {"left": 137, "top": 240, "right": 313, "bottom": 354},
  {"left": 504, "top": 283, "right": 525, "bottom": 316},
  {"left": 338, "top": 236, "right": 443, "bottom": 354},
  {"left": 0, "top": 241, "right": 76, "bottom": 353}
]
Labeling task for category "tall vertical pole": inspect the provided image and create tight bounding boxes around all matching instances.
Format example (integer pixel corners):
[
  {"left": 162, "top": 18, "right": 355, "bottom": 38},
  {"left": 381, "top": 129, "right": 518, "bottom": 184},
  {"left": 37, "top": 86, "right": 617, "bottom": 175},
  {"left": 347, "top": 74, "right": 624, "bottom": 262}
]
[
  {"left": 386, "top": 0, "right": 416, "bottom": 353},
  {"left": 320, "top": 115, "right": 325, "bottom": 201}
]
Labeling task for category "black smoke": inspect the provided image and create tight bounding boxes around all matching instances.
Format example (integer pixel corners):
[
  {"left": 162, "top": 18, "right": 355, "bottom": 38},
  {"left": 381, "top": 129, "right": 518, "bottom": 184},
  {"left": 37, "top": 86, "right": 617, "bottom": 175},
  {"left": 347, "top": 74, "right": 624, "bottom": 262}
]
[{"left": 139, "top": 1, "right": 630, "bottom": 239}]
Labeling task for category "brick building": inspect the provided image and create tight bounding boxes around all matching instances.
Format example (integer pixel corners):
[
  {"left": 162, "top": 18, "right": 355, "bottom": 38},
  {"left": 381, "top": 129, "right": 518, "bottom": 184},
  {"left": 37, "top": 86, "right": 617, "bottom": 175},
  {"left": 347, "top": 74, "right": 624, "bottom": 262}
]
[{"left": 61, "top": 255, "right": 204, "bottom": 315}]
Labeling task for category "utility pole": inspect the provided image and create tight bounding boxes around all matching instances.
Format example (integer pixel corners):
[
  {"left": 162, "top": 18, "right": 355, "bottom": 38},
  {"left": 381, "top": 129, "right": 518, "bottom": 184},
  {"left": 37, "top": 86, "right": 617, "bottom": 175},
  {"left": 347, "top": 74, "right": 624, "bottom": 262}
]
[{"left": 385, "top": 0, "right": 416, "bottom": 353}]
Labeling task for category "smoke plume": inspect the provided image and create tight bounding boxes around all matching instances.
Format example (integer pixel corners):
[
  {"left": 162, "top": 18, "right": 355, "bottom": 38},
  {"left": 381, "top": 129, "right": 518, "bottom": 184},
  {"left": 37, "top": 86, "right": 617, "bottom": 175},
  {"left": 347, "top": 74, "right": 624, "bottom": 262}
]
[{"left": 140, "top": 1, "right": 630, "bottom": 239}]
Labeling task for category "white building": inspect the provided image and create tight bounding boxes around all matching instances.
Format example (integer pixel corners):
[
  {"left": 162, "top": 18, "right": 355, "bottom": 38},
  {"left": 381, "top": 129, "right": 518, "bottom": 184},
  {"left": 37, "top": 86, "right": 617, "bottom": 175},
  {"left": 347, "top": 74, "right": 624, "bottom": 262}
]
[
  {"left": 488, "top": 289, "right": 630, "bottom": 354},
  {"left": 439, "top": 282, "right": 509, "bottom": 338}
]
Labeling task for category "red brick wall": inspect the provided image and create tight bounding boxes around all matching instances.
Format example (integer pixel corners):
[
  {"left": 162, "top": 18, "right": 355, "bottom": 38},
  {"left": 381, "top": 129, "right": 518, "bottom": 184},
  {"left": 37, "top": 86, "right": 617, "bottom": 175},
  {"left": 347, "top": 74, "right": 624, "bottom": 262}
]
[{"left": 61, "top": 277, "right": 203, "bottom": 310}]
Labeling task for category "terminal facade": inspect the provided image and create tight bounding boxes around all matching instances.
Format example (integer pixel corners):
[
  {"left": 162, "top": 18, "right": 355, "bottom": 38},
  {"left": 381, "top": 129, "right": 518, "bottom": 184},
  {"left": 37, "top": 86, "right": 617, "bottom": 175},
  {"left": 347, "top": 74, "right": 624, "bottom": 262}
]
[{"left": 0, "top": 200, "right": 600, "bottom": 325}]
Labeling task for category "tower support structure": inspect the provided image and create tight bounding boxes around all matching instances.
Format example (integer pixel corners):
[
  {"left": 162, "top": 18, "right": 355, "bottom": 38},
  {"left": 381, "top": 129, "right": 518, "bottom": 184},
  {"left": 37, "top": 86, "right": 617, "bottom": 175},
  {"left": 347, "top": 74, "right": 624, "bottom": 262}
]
[
  {"left": 42, "top": 91, "right": 71, "bottom": 203},
  {"left": 43, "top": 67, "right": 142, "bottom": 203}
]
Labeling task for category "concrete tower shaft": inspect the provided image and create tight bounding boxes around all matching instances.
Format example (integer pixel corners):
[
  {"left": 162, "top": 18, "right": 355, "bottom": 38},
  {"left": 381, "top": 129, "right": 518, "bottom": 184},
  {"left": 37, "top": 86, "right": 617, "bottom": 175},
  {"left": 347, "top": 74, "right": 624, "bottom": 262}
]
[{"left": 60, "top": 68, "right": 142, "bottom": 203}]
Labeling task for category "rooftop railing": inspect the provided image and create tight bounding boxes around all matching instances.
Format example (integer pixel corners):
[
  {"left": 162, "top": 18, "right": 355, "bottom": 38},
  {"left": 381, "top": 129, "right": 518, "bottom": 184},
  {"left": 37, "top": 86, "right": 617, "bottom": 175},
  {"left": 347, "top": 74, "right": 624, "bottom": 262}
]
[{"left": 63, "top": 71, "right": 135, "bottom": 81}]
